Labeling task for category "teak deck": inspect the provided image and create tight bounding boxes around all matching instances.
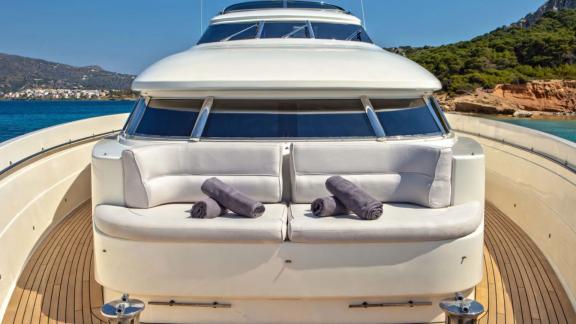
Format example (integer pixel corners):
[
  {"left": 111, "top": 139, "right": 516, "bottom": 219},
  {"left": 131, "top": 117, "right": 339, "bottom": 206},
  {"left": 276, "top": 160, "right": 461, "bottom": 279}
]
[{"left": 2, "top": 202, "right": 575, "bottom": 324}]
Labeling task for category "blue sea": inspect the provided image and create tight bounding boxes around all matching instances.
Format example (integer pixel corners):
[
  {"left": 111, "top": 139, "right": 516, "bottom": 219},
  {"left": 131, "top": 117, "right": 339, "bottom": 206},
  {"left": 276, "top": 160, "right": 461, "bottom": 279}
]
[
  {"left": 0, "top": 100, "right": 133, "bottom": 143},
  {"left": 0, "top": 100, "right": 574, "bottom": 143},
  {"left": 485, "top": 116, "right": 576, "bottom": 143}
]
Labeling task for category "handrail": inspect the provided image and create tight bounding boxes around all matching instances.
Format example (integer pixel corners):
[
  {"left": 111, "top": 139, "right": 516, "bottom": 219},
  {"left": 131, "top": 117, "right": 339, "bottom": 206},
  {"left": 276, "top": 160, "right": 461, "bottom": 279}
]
[
  {"left": 0, "top": 130, "right": 120, "bottom": 176},
  {"left": 0, "top": 113, "right": 129, "bottom": 177},
  {"left": 446, "top": 113, "right": 576, "bottom": 173}
]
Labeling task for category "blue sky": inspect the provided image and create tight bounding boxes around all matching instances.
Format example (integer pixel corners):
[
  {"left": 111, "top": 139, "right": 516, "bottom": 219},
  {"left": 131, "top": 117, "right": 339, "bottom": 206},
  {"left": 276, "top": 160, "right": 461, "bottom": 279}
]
[{"left": 0, "top": 0, "right": 544, "bottom": 74}]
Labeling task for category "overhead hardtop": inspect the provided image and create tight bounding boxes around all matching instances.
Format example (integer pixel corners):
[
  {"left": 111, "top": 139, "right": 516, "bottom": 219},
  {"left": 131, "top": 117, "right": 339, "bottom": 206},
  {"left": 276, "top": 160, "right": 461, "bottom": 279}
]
[{"left": 222, "top": 0, "right": 348, "bottom": 14}]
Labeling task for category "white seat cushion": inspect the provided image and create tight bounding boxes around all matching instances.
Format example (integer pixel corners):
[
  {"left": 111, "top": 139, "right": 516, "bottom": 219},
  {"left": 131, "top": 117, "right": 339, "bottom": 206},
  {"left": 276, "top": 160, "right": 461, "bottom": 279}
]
[
  {"left": 288, "top": 202, "right": 482, "bottom": 243},
  {"left": 94, "top": 204, "right": 288, "bottom": 243},
  {"left": 291, "top": 142, "right": 452, "bottom": 208},
  {"left": 122, "top": 142, "right": 283, "bottom": 208}
]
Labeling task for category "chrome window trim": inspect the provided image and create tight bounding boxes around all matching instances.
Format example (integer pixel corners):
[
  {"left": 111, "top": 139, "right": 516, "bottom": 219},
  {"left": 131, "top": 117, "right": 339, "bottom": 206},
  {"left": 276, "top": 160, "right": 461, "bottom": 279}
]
[
  {"left": 190, "top": 97, "right": 214, "bottom": 141},
  {"left": 124, "top": 97, "right": 148, "bottom": 136},
  {"left": 429, "top": 96, "right": 452, "bottom": 132},
  {"left": 121, "top": 97, "right": 141, "bottom": 134},
  {"left": 307, "top": 20, "right": 315, "bottom": 38},
  {"left": 256, "top": 21, "right": 264, "bottom": 39},
  {"left": 360, "top": 96, "right": 386, "bottom": 139},
  {"left": 424, "top": 96, "right": 448, "bottom": 135},
  {"left": 122, "top": 97, "right": 453, "bottom": 142},
  {"left": 121, "top": 131, "right": 449, "bottom": 143}
]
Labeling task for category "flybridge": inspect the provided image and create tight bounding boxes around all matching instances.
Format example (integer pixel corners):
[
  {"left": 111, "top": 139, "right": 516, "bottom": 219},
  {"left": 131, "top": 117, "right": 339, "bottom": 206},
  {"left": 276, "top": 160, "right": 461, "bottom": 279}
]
[{"left": 222, "top": 0, "right": 349, "bottom": 14}]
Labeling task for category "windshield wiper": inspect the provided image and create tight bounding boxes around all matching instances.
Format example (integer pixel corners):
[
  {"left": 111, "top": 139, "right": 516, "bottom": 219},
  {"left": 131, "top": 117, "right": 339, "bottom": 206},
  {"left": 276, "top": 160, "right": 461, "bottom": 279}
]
[
  {"left": 345, "top": 29, "right": 363, "bottom": 41},
  {"left": 221, "top": 24, "right": 258, "bottom": 42},
  {"left": 281, "top": 25, "right": 308, "bottom": 39}
]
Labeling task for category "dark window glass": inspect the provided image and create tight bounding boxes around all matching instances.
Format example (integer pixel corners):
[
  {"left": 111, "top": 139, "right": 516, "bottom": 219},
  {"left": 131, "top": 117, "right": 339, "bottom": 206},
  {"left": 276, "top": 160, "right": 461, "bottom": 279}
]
[
  {"left": 372, "top": 99, "right": 442, "bottom": 136},
  {"left": 223, "top": 1, "right": 345, "bottom": 13},
  {"left": 261, "top": 22, "right": 310, "bottom": 39},
  {"left": 198, "top": 23, "right": 258, "bottom": 44},
  {"left": 223, "top": 1, "right": 284, "bottom": 13},
  {"left": 286, "top": 1, "right": 345, "bottom": 11},
  {"left": 311, "top": 23, "right": 372, "bottom": 43},
  {"left": 202, "top": 99, "right": 374, "bottom": 138},
  {"left": 132, "top": 100, "right": 202, "bottom": 137}
]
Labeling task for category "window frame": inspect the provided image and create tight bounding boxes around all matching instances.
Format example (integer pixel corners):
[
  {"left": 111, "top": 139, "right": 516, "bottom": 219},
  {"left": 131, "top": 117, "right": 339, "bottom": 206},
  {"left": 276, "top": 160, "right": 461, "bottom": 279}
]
[
  {"left": 197, "top": 20, "right": 374, "bottom": 44},
  {"left": 122, "top": 96, "right": 450, "bottom": 142}
]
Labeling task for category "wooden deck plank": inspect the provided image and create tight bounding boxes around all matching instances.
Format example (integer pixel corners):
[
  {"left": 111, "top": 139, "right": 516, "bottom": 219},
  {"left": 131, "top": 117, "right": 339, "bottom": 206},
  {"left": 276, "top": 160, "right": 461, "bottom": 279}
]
[
  {"left": 16, "top": 204, "right": 87, "bottom": 324},
  {"left": 47, "top": 208, "right": 89, "bottom": 324},
  {"left": 485, "top": 213, "right": 536, "bottom": 323},
  {"left": 2, "top": 201, "right": 575, "bottom": 324},
  {"left": 486, "top": 205, "right": 552, "bottom": 324},
  {"left": 41, "top": 213, "right": 91, "bottom": 324},
  {"left": 488, "top": 205, "right": 575, "bottom": 324},
  {"left": 7, "top": 207, "right": 81, "bottom": 324}
]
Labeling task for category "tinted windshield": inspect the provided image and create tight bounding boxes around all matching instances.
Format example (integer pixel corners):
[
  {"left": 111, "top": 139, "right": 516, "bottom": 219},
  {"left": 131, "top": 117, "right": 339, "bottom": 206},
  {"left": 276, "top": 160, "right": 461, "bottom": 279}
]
[
  {"left": 311, "top": 22, "right": 372, "bottom": 42},
  {"left": 197, "top": 22, "right": 372, "bottom": 44},
  {"left": 371, "top": 99, "right": 442, "bottom": 137},
  {"left": 260, "top": 22, "right": 310, "bottom": 39},
  {"left": 198, "top": 23, "right": 259, "bottom": 44},
  {"left": 124, "top": 98, "right": 447, "bottom": 139},
  {"left": 129, "top": 99, "right": 203, "bottom": 138},
  {"left": 203, "top": 99, "right": 374, "bottom": 138}
]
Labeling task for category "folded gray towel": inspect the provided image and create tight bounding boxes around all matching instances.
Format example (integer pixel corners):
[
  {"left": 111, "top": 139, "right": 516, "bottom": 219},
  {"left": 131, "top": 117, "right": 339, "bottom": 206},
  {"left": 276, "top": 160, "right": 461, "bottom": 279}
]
[
  {"left": 311, "top": 196, "right": 349, "bottom": 217},
  {"left": 201, "top": 177, "right": 265, "bottom": 218},
  {"left": 325, "top": 176, "right": 383, "bottom": 220},
  {"left": 190, "top": 197, "right": 227, "bottom": 219}
]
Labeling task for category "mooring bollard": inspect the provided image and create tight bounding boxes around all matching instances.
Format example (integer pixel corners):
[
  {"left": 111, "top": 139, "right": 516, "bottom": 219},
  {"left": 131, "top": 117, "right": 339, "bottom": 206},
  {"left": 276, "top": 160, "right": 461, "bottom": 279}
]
[
  {"left": 439, "top": 293, "right": 484, "bottom": 324},
  {"left": 101, "top": 294, "right": 145, "bottom": 324}
]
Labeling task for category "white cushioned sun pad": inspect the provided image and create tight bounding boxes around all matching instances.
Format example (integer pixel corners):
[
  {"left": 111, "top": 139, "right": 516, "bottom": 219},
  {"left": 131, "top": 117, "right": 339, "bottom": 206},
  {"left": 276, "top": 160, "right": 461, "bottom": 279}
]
[
  {"left": 291, "top": 142, "right": 452, "bottom": 208},
  {"left": 122, "top": 142, "right": 283, "bottom": 208},
  {"left": 94, "top": 204, "right": 288, "bottom": 243},
  {"left": 288, "top": 202, "right": 482, "bottom": 243}
]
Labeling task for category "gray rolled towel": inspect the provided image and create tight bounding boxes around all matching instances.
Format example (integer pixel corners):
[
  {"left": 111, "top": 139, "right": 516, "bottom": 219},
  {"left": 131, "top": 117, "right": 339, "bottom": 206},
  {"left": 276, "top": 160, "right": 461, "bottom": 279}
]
[
  {"left": 325, "top": 176, "right": 383, "bottom": 220},
  {"left": 311, "top": 196, "right": 349, "bottom": 217},
  {"left": 201, "top": 177, "right": 265, "bottom": 218},
  {"left": 190, "top": 197, "right": 227, "bottom": 219}
]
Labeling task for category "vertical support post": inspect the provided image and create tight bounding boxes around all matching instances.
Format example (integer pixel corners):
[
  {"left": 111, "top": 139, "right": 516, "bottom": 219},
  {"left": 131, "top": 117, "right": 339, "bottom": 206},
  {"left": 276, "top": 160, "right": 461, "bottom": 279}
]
[
  {"left": 360, "top": 96, "right": 386, "bottom": 140},
  {"left": 190, "top": 96, "right": 214, "bottom": 141}
]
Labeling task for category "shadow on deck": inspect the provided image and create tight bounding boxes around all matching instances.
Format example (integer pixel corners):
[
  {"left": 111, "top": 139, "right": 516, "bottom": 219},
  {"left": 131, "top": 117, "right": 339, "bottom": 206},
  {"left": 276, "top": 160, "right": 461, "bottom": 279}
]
[{"left": 2, "top": 202, "right": 575, "bottom": 324}]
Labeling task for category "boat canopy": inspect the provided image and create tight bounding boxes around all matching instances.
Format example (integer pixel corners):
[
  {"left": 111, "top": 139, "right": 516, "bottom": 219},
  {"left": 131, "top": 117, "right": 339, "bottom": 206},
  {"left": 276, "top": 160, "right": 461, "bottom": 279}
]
[{"left": 132, "top": 41, "right": 442, "bottom": 95}]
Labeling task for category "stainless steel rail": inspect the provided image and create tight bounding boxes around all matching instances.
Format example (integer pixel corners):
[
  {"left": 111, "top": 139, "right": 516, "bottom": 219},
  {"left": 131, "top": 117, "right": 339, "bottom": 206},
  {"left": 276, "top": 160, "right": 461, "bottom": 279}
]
[
  {"left": 455, "top": 128, "right": 576, "bottom": 174},
  {"left": 148, "top": 301, "right": 232, "bottom": 308},
  {"left": 0, "top": 130, "right": 121, "bottom": 177},
  {"left": 349, "top": 301, "right": 432, "bottom": 308}
]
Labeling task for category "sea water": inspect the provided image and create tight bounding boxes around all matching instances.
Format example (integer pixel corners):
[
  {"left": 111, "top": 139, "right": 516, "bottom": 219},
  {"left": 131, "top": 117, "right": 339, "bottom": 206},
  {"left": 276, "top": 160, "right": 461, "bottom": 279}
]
[
  {"left": 0, "top": 100, "right": 133, "bottom": 143},
  {"left": 487, "top": 116, "right": 576, "bottom": 143}
]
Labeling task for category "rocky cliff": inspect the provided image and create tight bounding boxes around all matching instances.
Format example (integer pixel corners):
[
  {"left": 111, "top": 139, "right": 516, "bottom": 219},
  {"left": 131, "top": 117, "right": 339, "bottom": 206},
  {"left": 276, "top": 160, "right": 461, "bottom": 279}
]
[
  {"left": 440, "top": 80, "right": 576, "bottom": 116},
  {"left": 516, "top": 0, "right": 576, "bottom": 27}
]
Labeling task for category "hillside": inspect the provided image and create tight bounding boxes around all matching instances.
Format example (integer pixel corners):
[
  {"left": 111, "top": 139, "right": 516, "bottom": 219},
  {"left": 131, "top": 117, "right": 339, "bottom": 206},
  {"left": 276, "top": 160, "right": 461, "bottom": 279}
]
[
  {"left": 401, "top": 9, "right": 576, "bottom": 93},
  {"left": 516, "top": 0, "right": 576, "bottom": 27},
  {"left": 0, "top": 53, "right": 135, "bottom": 93}
]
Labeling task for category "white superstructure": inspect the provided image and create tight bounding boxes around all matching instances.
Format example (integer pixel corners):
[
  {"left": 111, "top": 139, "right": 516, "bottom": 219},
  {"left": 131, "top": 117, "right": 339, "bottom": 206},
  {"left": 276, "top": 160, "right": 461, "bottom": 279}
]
[{"left": 91, "top": 2, "right": 484, "bottom": 323}]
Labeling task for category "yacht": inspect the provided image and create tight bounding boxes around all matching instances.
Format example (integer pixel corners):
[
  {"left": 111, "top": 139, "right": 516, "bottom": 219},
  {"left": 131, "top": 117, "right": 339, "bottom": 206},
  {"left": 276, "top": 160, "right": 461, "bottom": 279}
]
[{"left": 0, "top": 1, "right": 574, "bottom": 323}]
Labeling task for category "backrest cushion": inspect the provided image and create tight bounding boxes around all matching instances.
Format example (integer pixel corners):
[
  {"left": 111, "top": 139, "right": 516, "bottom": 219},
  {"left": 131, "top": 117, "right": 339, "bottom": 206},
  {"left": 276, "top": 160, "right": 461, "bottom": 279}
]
[
  {"left": 123, "top": 142, "right": 283, "bottom": 208},
  {"left": 291, "top": 142, "right": 452, "bottom": 208}
]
